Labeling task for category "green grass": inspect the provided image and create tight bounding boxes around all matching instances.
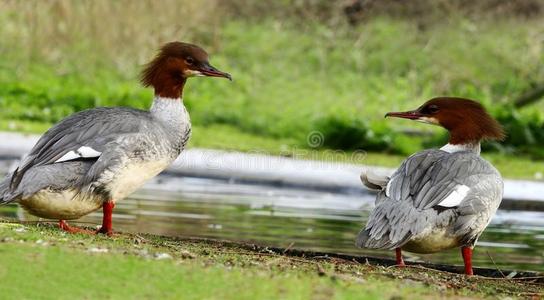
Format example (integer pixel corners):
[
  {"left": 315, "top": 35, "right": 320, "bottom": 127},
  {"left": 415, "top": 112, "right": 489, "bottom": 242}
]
[
  {"left": 2, "top": 18, "right": 543, "bottom": 138},
  {"left": 4, "top": 243, "right": 368, "bottom": 300},
  {"left": 0, "top": 222, "right": 541, "bottom": 299},
  {"left": 0, "top": 2, "right": 543, "bottom": 178}
]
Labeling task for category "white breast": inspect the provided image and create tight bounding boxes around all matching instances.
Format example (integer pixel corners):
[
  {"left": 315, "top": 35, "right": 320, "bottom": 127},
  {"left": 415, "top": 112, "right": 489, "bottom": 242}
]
[
  {"left": 105, "top": 158, "right": 172, "bottom": 201},
  {"left": 403, "top": 227, "right": 461, "bottom": 254},
  {"left": 19, "top": 189, "right": 103, "bottom": 220}
]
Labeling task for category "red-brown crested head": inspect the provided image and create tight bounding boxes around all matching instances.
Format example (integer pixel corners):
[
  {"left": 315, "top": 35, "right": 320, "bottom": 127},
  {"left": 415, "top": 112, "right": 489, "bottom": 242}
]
[
  {"left": 385, "top": 97, "right": 505, "bottom": 145},
  {"left": 141, "top": 42, "right": 231, "bottom": 98}
]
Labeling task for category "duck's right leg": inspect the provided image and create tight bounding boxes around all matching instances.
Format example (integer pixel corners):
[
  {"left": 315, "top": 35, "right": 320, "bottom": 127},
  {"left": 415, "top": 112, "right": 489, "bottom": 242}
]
[
  {"left": 395, "top": 248, "right": 405, "bottom": 266},
  {"left": 95, "top": 201, "right": 115, "bottom": 236},
  {"left": 461, "top": 247, "right": 474, "bottom": 276}
]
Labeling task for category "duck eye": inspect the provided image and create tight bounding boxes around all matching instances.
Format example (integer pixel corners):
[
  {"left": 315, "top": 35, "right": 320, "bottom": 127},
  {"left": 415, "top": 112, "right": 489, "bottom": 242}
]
[
  {"left": 427, "top": 105, "right": 439, "bottom": 114},
  {"left": 185, "top": 57, "right": 194, "bottom": 65}
]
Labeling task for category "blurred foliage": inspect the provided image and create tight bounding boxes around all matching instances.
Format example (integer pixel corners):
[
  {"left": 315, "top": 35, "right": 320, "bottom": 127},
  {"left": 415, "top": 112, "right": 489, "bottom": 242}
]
[
  {"left": 313, "top": 115, "right": 390, "bottom": 151},
  {"left": 0, "top": 0, "right": 543, "bottom": 159},
  {"left": 494, "top": 107, "right": 544, "bottom": 158},
  {"left": 312, "top": 114, "right": 422, "bottom": 155}
]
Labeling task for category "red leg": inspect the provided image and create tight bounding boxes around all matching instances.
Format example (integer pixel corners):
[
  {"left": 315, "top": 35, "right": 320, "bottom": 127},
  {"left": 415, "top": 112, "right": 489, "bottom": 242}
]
[
  {"left": 395, "top": 247, "right": 405, "bottom": 266},
  {"left": 95, "top": 201, "right": 115, "bottom": 236},
  {"left": 461, "top": 247, "right": 474, "bottom": 276},
  {"left": 58, "top": 220, "right": 93, "bottom": 234}
]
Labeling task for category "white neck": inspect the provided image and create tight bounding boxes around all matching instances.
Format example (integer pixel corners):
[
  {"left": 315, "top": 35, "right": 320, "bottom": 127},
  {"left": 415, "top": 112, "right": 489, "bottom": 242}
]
[
  {"left": 440, "top": 142, "right": 481, "bottom": 155},
  {"left": 150, "top": 96, "right": 190, "bottom": 129},
  {"left": 151, "top": 96, "right": 183, "bottom": 115}
]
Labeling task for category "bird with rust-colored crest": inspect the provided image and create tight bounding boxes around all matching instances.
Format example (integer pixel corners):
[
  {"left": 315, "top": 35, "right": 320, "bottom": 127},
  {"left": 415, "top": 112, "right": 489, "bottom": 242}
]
[
  {"left": 0, "top": 42, "right": 231, "bottom": 235},
  {"left": 358, "top": 97, "right": 505, "bottom": 275}
]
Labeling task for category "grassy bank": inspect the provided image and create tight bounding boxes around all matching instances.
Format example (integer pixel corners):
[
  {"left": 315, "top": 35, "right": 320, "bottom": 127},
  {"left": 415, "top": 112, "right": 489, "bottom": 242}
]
[{"left": 0, "top": 222, "right": 542, "bottom": 299}]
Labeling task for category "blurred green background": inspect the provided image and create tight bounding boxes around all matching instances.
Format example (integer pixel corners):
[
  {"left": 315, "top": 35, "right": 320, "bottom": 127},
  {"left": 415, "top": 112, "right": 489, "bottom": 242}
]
[{"left": 1, "top": 0, "right": 543, "bottom": 178}]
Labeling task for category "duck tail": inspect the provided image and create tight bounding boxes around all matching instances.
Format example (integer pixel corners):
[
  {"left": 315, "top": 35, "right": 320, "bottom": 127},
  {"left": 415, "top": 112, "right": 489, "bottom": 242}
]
[
  {"left": 0, "top": 175, "right": 15, "bottom": 205},
  {"left": 355, "top": 228, "right": 372, "bottom": 248},
  {"left": 356, "top": 227, "right": 406, "bottom": 250}
]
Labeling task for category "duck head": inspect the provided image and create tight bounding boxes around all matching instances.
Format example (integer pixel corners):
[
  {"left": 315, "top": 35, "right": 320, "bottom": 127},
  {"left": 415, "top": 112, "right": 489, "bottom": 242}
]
[
  {"left": 141, "top": 42, "right": 231, "bottom": 98},
  {"left": 385, "top": 97, "right": 505, "bottom": 145}
]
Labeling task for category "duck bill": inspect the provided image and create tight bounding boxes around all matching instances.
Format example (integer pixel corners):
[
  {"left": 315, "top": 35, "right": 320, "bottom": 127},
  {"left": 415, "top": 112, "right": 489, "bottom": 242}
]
[
  {"left": 385, "top": 110, "right": 423, "bottom": 120},
  {"left": 199, "top": 62, "right": 232, "bottom": 81}
]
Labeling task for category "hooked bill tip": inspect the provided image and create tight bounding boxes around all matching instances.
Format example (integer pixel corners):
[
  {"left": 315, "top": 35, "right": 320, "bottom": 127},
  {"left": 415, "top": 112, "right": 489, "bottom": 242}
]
[{"left": 383, "top": 111, "right": 422, "bottom": 120}]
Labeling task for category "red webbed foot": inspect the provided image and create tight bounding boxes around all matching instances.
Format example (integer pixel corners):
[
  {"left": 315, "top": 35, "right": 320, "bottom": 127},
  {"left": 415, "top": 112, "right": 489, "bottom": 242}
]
[{"left": 58, "top": 220, "right": 94, "bottom": 234}]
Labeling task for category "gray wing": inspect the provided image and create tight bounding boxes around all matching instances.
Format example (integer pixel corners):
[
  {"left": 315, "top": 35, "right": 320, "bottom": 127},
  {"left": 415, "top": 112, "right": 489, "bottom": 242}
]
[
  {"left": 0, "top": 175, "right": 9, "bottom": 204},
  {"left": 5, "top": 107, "right": 151, "bottom": 199},
  {"left": 356, "top": 149, "right": 503, "bottom": 249},
  {"left": 1, "top": 161, "right": 96, "bottom": 204}
]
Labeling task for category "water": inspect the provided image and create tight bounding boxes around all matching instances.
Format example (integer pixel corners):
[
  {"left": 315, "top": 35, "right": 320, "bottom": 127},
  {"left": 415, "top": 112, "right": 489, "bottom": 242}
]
[{"left": 1, "top": 168, "right": 543, "bottom": 272}]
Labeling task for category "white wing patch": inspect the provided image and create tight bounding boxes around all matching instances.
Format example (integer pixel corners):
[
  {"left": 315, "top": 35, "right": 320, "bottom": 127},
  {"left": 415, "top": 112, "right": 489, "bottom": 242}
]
[
  {"left": 438, "top": 184, "right": 470, "bottom": 207},
  {"left": 55, "top": 146, "right": 102, "bottom": 163},
  {"left": 385, "top": 179, "right": 393, "bottom": 197}
]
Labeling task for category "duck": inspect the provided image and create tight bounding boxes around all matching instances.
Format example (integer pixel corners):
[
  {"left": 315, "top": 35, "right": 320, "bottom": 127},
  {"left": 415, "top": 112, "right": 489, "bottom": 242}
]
[
  {"left": 0, "top": 42, "right": 231, "bottom": 235},
  {"left": 357, "top": 97, "right": 505, "bottom": 275}
]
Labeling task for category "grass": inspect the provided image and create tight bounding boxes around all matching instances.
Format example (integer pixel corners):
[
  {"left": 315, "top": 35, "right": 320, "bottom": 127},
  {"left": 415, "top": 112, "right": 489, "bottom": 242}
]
[
  {"left": 0, "top": 222, "right": 542, "bottom": 299},
  {"left": 0, "top": 1, "right": 543, "bottom": 178},
  {"left": 2, "top": 16, "right": 543, "bottom": 136}
]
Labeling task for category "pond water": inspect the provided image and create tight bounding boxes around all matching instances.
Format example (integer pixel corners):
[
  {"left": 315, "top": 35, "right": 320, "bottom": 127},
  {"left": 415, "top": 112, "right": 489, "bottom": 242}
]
[{"left": 1, "top": 169, "right": 543, "bottom": 273}]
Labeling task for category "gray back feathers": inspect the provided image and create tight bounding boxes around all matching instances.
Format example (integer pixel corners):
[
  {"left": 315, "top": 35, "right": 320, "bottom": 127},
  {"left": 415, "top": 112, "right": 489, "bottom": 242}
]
[
  {"left": 1, "top": 104, "right": 188, "bottom": 204},
  {"left": 357, "top": 149, "right": 503, "bottom": 250},
  {"left": 9, "top": 107, "right": 149, "bottom": 191}
]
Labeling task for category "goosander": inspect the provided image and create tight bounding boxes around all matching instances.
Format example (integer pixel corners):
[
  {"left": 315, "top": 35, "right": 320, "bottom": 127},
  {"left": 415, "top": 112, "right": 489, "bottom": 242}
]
[
  {"left": 0, "top": 42, "right": 231, "bottom": 235},
  {"left": 357, "top": 97, "right": 505, "bottom": 275}
]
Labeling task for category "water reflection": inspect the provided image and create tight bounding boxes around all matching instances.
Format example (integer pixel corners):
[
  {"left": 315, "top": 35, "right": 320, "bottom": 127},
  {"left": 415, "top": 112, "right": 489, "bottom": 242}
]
[{"left": 1, "top": 172, "right": 543, "bottom": 272}]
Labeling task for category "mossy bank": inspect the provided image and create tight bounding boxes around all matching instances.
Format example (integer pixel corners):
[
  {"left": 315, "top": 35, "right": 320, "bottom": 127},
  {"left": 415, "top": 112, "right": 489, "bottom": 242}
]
[{"left": 0, "top": 222, "right": 541, "bottom": 299}]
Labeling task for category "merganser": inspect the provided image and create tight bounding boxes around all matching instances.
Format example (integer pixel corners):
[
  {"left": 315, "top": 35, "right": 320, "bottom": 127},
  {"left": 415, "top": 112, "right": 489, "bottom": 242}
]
[
  {"left": 357, "top": 97, "right": 505, "bottom": 275},
  {"left": 0, "top": 42, "right": 231, "bottom": 235}
]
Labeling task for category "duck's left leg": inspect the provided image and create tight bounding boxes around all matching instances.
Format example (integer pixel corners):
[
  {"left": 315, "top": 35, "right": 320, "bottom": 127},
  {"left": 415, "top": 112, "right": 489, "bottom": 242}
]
[
  {"left": 461, "top": 247, "right": 474, "bottom": 275},
  {"left": 58, "top": 220, "right": 93, "bottom": 234},
  {"left": 95, "top": 201, "right": 115, "bottom": 236}
]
